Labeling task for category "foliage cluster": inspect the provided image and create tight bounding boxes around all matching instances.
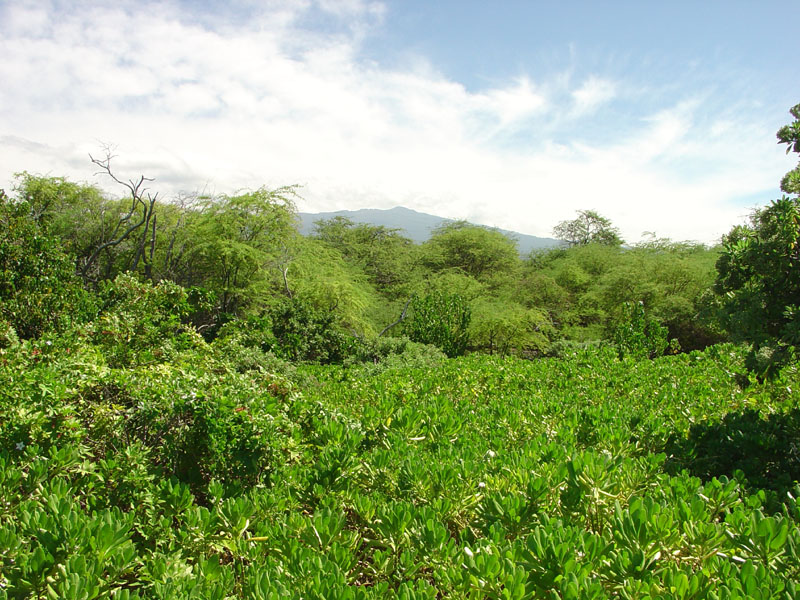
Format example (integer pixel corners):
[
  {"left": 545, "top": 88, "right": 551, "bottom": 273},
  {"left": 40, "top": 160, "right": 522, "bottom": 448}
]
[
  {"left": 3, "top": 164, "right": 728, "bottom": 361},
  {"left": 713, "top": 102, "right": 800, "bottom": 376},
  {"left": 2, "top": 331, "right": 800, "bottom": 597},
  {"left": 404, "top": 292, "right": 471, "bottom": 358}
]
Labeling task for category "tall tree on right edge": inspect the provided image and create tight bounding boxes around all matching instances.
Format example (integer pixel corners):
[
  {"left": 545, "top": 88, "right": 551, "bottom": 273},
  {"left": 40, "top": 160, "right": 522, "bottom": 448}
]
[{"left": 714, "top": 102, "right": 800, "bottom": 376}]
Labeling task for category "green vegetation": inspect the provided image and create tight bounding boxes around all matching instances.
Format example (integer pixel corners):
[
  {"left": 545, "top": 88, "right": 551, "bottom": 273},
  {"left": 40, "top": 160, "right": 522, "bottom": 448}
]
[
  {"left": 552, "top": 210, "right": 623, "bottom": 248},
  {"left": 2, "top": 334, "right": 799, "bottom": 598},
  {"left": 0, "top": 103, "right": 799, "bottom": 598}
]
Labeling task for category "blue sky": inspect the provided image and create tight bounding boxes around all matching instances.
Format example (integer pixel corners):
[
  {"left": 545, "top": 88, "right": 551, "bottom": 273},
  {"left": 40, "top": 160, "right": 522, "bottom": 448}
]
[{"left": 1, "top": 0, "right": 797, "bottom": 243}]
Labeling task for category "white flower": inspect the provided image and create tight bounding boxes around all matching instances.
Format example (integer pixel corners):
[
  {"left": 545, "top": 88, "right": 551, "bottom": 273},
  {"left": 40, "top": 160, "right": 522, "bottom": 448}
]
[
  {"left": 45, "top": 340, "right": 52, "bottom": 346},
  {"left": 486, "top": 450, "right": 496, "bottom": 459},
  {"left": 15, "top": 442, "right": 25, "bottom": 451},
  {"left": 478, "top": 481, "right": 486, "bottom": 489}
]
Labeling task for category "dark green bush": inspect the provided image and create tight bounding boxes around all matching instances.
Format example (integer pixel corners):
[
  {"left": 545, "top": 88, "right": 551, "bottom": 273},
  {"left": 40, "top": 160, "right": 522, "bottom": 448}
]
[
  {"left": 268, "top": 298, "right": 352, "bottom": 364},
  {"left": 0, "top": 319, "right": 19, "bottom": 349},
  {"left": 79, "top": 362, "right": 294, "bottom": 491},
  {"left": 611, "top": 301, "right": 675, "bottom": 360}
]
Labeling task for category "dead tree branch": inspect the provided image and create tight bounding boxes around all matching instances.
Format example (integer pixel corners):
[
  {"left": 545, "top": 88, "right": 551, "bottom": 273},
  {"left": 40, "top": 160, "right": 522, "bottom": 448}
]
[
  {"left": 81, "top": 149, "right": 159, "bottom": 281},
  {"left": 378, "top": 295, "right": 414, "bottom": 337}
]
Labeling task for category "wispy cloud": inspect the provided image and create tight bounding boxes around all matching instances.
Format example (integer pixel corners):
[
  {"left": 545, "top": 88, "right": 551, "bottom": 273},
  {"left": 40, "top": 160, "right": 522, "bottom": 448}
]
[
  {"left": 570, "top": 76, "right": 616, "bottom": 117},
  {"left": 0, "top": 0, "right": 792, "bottom": 243}
]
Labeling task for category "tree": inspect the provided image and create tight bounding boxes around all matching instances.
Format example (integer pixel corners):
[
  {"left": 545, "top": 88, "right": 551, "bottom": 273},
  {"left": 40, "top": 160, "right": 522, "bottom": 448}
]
[
  {"left": 715, "top": 102, "right": 800, "bottom": 375},
  {"left": 81, "top": 150, "right": 160, "bottom": 282},
  {"left": 12, "top": 172, "right": 119, "bottom": 279},
  {"left": 313, "top": 216, "right": 418, "bottom": 296},
  {"left": 420, "top": 221, "right": 520, "bottom": 283},
  {"left": 610, "top": 301, "right": 671, "bottom": 360},
  {"left": 182, "top": 187, "right": 298, "bottom": 321},
  {"left": 470, "top": 297, "right": 553, "bottom": 356},
  {"left": 281, "top": 236, "right": 379, "bottom": 335},
  {"left": 715, "top": 197, "right": 800, "bottom": 373},
  {"left": 552, "top": 210, "right": 623, "bottom": 247},
  {"left": 777, "top": 103, "right": 800, "bottom": 194}
]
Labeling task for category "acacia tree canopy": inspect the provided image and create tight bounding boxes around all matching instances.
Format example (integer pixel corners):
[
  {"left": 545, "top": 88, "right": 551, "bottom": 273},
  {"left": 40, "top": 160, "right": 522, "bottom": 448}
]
[
  {"left": 552, "top": 210, "right": 623, "bottom": 247},
  {"left": 421, "top": 221, "right": 520, "bottom": 281}
]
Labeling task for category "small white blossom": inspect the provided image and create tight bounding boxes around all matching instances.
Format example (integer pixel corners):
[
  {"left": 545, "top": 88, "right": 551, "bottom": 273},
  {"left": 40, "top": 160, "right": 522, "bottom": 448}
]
[
  {"left": 478, "top": 481, "right": 486, "bottom": 489},
  {"left": 15, "top": 442, "right": 25, "bottom": 451},
  {"left": 486, "top": 450, "right": 496, "bottom": 459}
]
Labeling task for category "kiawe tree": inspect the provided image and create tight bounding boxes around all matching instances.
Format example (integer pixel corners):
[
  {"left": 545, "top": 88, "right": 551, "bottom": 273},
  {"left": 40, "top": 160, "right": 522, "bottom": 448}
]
[
  {"left": 420, "top": 220, "right": 521, "bottom": 283},
  {"left": 184, "top": 187, "right": 299, "bottom": 321},
  {"left": 553, "top": 210, "right": 623, "bottom": 247},
  {"left": 313, "top": 216, "right": 418, "bottom": 297}
]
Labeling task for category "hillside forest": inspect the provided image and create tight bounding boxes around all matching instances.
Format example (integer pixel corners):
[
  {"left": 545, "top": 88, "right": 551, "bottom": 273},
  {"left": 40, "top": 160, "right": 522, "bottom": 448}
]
[{"left": 0, "top": 105, "right": 799, "bottom": 598}]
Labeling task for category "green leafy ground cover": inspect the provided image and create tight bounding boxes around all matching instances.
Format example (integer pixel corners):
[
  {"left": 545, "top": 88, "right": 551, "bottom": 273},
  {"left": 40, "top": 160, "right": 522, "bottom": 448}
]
[{"left": 2, "top": 335, "right": 799, "bottom": 599}]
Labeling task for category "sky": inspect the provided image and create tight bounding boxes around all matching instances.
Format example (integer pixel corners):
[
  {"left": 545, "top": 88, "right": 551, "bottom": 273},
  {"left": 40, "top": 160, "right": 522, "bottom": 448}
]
[{"left": 1, "top": 0, "right": 798, "bottom": 244}]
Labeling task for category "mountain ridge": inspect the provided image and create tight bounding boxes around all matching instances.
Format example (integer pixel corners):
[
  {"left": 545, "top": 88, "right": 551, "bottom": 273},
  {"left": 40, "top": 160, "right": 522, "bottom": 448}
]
[{"left": 298, "top": 206, "right": 561, "bottom": 255}]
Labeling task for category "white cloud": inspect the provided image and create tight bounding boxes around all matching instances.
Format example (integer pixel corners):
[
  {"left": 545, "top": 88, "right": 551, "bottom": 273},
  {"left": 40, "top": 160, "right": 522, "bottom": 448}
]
[
  {"left": 0, "top": 0, "right": 792, "bottom": 244},
  {"left": 571, "top": 76, "right": 616, "bottom": 116}
]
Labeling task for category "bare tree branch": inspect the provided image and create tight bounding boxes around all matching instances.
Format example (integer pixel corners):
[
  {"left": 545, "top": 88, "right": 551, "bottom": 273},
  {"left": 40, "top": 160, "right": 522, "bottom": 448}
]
[
  {"left": 378, "top": 295, "right": 414, "bottom": 337},
  {"left": 81, "top": 149, "right": 159, "bottom": 281}
]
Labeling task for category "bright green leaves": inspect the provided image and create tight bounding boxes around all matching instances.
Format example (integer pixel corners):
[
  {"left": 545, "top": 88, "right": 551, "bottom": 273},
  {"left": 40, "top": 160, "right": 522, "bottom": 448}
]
[
  {"left": 420, "top": 221, "right": 520, "bottom": 283},
  {"left": 184, "top": 187, "right": 298, "bottom": 320},
  {"left": 611, "top": 301, "right": 672, "bottom": 360},
  {"left": 404, "top": 291, "right": 471, "bottom": 357},
  {"left": 2, "top": 316, "right": 800, "bottom": 598}
]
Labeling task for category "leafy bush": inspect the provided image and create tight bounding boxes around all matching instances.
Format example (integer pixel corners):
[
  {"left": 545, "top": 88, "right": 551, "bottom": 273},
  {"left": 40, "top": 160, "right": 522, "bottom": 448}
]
[
  {"left": 716, "top": 196, "right": 800, "bottom": 377},
  {"left": 85, "top": 274, "right": 202, "bottom": 367},
  {"left": 2, "top": 336, "right": 800, "bottom": 597},
  {"left": 611, "top": 301, "right": 676, "bottom": 359},
  {"left": 0, "top": 319, "right": 19, "bottom": 350},
  {"left": 78, "top": 360, "right": 295, "bottom": 491},
  {"left": 268, "top": 297, "right": 353, "bottom": 364},
  {"left": 404, "top": 291, "right": 471, "bottom": 357},
  {"left": 343, "top": 335, "right": 446, "bottom": 373},
  {"left": 546, "top": 338, "right": 605, "bottom": 359},
  {"left": 0, "top": 192, "right": 91, "bottom": 339},
  {"left": 470, "top": 298, "right": 554, "bottom": 356},
  {"left": 212, "top": 316, "right": 300, "bottom": 379}
]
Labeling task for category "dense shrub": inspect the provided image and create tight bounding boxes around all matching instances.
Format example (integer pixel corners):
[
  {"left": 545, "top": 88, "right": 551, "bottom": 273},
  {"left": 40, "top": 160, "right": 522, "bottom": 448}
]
[
  {"left": 0, "top": 192, "right": 91, "bottom": 338},
  {"left": 404, "top": 291, "right": 471, "bottom": 357},
  {"left": 85, "top": 274, "right": 202, "bottom": 367},
  {"left": 268, "top": 298, "right": 353, "bottom": 363},
  {"left": 343, "top": 335, "right": 446, "bottom": 373},
  {"left": 611, "top": 301, "right": 676, "bottom": 359}
]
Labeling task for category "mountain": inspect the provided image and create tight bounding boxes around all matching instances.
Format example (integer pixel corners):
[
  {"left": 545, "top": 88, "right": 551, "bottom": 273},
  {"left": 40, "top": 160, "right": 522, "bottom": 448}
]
[{"left": 297, "top": 206, "right": 561, "bottom": 255}]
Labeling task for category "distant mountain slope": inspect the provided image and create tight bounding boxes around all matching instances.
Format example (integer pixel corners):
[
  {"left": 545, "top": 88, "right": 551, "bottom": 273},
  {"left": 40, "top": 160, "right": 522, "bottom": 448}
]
[{"left": 298, "top": 206, "right": 560, "bottom": 255}]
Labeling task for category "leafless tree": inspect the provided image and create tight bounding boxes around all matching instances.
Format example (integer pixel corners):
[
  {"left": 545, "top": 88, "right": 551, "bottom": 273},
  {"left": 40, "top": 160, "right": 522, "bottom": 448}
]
[{"left": 81, "top": 148, "right": 159, "bottom": 282}]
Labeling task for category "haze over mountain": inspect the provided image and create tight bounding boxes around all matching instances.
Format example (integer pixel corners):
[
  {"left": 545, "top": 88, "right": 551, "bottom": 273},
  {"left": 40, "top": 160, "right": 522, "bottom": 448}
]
[{"left": 298, "top": 206, "right": 561, "bottom": 255}]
